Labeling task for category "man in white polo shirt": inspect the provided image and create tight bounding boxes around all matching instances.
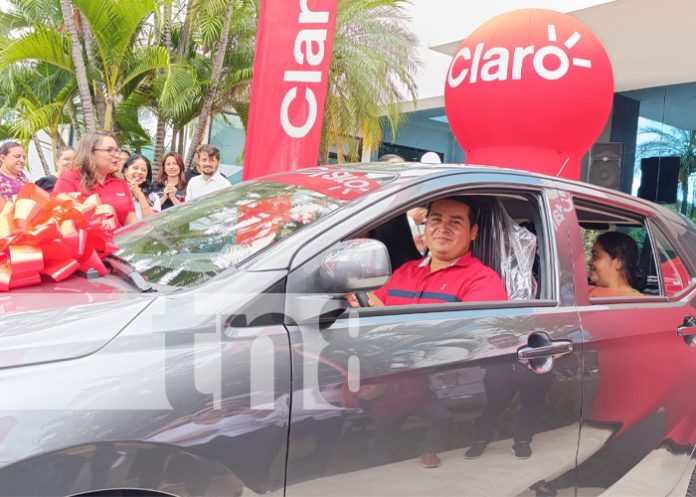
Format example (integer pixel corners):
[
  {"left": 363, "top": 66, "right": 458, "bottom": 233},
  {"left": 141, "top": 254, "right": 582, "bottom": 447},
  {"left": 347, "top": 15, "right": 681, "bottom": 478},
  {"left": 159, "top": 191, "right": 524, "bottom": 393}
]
[{"left": 184, "top": 144, "right": 229, "bottom": 201}]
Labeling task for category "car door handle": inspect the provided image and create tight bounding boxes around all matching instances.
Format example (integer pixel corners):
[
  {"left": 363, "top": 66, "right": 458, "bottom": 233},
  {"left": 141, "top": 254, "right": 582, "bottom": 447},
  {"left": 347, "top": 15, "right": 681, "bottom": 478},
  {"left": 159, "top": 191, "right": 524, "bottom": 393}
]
[
  {"left": 517, "top": 332, "right": 574, "bottom": 374},
  {"left": 677, "top": 316, "right": 696, "bottom": 337},
  {"left": 517, "top": 341, "right": 574, "bottom": 360}
]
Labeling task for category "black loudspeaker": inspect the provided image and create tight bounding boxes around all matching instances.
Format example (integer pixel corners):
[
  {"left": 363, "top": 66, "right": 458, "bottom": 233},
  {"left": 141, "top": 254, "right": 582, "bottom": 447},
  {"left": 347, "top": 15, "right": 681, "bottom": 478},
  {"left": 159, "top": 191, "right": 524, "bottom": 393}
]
[
  {"left": 588, "top": 142, "right": 624, "bottom": 190},
  {"left": 637, "top": 156, "right": 680, "bottom": 204}
]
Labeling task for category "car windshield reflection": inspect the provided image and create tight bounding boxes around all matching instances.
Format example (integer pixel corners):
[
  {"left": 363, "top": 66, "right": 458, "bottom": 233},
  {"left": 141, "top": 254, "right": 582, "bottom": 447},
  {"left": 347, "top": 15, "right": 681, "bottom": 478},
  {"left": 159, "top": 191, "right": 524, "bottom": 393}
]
[{"left": 113, "top": 169, "right": 394, "bottom": 288}]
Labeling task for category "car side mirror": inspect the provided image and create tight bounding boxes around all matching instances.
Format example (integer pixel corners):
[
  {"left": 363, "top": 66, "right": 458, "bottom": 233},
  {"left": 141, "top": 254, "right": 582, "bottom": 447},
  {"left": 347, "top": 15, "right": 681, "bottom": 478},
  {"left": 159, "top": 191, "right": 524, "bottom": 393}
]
[{"left": 318, "top": 239, "right": 391, "bottom": 294}]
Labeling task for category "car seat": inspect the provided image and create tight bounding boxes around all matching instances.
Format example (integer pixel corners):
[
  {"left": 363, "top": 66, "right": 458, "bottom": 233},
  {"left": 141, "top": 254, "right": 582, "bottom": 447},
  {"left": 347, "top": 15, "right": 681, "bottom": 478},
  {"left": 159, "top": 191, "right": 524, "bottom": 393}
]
[
  {"left": 369, "top": 213, "right": 423, "bottom": 271},
  {"left": 471, "top": 198, "right": 538, "bottom": 300}
]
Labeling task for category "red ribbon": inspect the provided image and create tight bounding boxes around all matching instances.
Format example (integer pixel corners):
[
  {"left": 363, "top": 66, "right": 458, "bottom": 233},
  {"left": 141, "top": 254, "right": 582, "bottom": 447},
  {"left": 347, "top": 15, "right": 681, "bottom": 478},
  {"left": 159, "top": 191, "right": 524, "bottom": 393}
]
[{"left": 0, "top": 184, "right": 118, "bottom": 291}]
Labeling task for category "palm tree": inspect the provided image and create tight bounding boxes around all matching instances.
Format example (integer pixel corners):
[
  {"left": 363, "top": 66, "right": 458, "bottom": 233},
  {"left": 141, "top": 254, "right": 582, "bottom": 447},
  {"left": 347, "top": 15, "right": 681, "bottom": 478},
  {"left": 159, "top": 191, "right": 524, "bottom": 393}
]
[
  {"left": 231, "top": 0, "right": 419, "bottom": 164},
  {"left": 71, "top": 0, "right": 171, "bottom": 132},
  {"left": 320, "top": 0, "right": 419, "bottom": 162},
  {"left": 0, "top": 0, "right": 170, "bottom": 141},
  {"left": 183, "top": 0, "right": 241, "bottom": 168},
  {"left": 638, "top": 125, "right": 696, "bottom": 215},
  {"left": 3, "top": 64, "right": 74, "bottom": 153},
  {"left": 59, "top": 0, "right": 96, "bottom": 132},
  {"left": 150, "top": 0, "right": 173, "bottom": 169}
]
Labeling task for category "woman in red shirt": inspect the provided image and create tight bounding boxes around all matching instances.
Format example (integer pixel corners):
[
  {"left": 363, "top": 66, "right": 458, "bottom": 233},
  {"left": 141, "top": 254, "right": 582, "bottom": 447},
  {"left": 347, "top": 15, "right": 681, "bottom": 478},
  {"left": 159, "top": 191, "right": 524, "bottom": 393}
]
[{"left": 54, "top": 131, "right": 137, "bottom": 227}]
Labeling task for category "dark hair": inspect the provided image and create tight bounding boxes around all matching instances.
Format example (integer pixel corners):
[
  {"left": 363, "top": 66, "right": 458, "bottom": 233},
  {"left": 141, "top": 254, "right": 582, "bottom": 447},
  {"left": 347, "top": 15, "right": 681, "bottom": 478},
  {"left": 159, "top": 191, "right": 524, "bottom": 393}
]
[
  {"left": 197, "top": 144, "right": 220, "bottom": 160},
  {"left": 156, "top": 152, "right": 186, "bottom": 189},
  {"left": 122, "top": 153, "right": 154, "bottom": 194},
  {"left": 0, "top": 141, "right": 22, "bottom": 157},
  {"left": 596, "top": 231, "right": 646, "bottom": 290},
  {"left": 427, "top": 196, "right": 479, "bottom": 226},
  {"left": 378, "top": 154, "right": 404, "bottom": 162},
  {"left": 119, "top": 148, "right": 132, "bottom": 157}
]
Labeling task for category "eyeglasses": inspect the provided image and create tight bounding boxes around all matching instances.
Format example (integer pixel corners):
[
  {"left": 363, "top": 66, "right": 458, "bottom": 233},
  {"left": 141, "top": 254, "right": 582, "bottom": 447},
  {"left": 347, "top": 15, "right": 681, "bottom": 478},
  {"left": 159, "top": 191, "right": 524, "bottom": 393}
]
[{"left": 94, "top": 147, "right": 122, "bottom": 157}]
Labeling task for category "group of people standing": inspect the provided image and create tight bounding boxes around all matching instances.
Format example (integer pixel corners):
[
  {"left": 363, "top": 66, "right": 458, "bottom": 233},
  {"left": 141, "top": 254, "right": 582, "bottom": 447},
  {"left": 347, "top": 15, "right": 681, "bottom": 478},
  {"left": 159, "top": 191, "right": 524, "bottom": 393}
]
[{"left": 0, "top": 132, "right": 230, "bottom": 227}]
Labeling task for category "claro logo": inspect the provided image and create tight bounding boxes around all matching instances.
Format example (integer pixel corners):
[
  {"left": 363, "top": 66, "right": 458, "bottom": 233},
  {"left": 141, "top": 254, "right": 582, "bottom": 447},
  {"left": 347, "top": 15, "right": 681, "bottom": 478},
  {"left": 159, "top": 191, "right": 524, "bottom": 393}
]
[
  {"left": 280, "top": 0, "right": 331, "bottom": 139},
  {"left": 448, "top": 24, "right": 593, "bottom": 87}
]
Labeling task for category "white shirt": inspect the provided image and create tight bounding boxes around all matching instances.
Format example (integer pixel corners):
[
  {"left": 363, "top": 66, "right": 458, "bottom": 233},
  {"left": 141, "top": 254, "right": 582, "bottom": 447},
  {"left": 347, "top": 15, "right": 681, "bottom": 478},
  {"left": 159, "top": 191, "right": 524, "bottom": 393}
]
[
  {"left": 184, "top": 172, "right": 229, "bottom": 201},
  {"left": 133, "top": 192, "right": 161, "bottom": 220}
]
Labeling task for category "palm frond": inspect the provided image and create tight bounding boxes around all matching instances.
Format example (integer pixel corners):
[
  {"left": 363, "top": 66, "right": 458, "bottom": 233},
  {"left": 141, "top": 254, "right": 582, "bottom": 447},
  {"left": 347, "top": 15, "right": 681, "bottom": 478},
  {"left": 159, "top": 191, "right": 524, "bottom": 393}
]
[
  {"left": 117, "top": 45, "right": 170, "bottom": 92},
  {"left": 0, "top": 25, "right": 72, "bottom": 72},
  {"left": 158, "top": 61, "right": 201, "bottom": 120},
  {"left": 10, "top": 98, "right": 65, "bottom": 139},
  {"left": 74, "top": 0, "right": 157, "bottom": 82}
]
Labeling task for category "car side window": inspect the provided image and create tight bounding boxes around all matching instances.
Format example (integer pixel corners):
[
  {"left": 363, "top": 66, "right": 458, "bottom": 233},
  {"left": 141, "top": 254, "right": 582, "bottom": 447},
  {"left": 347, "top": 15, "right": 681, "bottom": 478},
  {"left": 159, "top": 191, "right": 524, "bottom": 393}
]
[
  {"left": 356, "top": 190, "right": 550, "bottom": 307},
  {"left": 574, "top": 199, "right": 660, "bottom": 300},
  {"left": 649, "top": 224, "right": 694, "bottom": 297}
]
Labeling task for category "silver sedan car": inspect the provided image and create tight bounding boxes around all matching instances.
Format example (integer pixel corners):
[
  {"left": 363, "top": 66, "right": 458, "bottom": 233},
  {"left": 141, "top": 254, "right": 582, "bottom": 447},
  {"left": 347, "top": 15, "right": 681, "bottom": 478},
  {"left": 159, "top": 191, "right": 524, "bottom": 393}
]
[{"left": 1, "top": 163, "right": 696, "bottom": 497}]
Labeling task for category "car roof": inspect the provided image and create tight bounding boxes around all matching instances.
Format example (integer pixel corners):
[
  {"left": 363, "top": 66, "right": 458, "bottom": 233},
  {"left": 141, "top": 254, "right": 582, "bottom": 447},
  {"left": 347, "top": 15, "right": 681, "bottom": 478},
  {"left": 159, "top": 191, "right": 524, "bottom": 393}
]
[{"left": 327, "top": 161, "right": 664, "bottom": 212}]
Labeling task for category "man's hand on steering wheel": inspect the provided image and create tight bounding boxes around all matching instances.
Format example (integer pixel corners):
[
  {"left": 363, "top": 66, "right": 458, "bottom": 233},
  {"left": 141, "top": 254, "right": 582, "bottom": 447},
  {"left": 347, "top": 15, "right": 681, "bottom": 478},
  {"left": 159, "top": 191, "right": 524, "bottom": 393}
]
[{"left": 345, "top": 292, "right": 385, "bottom": 308}]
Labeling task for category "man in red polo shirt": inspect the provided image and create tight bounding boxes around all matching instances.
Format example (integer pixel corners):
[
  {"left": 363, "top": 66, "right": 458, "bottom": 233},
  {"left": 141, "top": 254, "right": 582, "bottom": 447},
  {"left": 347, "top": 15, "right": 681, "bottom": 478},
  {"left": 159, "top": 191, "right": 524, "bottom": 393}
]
[{"left": 355, "top": 196, "right": 508, "bottom": 306}]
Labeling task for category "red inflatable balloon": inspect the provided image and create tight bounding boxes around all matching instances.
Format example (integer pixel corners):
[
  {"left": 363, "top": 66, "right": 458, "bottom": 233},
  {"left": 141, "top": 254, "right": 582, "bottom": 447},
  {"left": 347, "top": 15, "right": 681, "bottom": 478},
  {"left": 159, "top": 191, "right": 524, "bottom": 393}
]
[{"left": 444, "top": 9, "right": 614, "bottom": 179}]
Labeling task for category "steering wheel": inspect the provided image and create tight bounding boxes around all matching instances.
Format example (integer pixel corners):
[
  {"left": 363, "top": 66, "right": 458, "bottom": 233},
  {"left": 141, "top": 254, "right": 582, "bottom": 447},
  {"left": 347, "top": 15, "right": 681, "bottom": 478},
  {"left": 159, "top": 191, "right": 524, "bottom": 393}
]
[{"left": 355, "top": 292, "right": 370, "bottom": 307}]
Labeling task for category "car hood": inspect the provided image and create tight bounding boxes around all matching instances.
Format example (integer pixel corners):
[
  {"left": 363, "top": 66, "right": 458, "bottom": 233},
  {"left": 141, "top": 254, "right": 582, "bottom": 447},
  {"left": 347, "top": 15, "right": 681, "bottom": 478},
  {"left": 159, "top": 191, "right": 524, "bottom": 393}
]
[{"left": 0, "top": 276, "right": 156, "bottom": 370}]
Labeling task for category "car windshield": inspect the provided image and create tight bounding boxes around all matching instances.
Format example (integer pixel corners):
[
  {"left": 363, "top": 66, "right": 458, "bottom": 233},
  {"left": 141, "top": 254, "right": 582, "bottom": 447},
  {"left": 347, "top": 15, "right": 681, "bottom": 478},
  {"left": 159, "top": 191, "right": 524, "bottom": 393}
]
[{"left": 113, "top": 168, "right": 394, "bottom": 288}]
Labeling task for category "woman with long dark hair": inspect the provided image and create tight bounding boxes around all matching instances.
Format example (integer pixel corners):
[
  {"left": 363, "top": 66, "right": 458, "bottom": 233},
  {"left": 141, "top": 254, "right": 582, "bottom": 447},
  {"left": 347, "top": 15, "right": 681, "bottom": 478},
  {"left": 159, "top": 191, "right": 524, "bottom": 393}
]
[
  {"left": 153, "top": 152, "right": 187, "bottom": 210},
  {"left": 122, "top": 154, "right": 160, "bottom": 219},
  {"left": 588, "top": 231, "right": 646, "bottom": 297}
]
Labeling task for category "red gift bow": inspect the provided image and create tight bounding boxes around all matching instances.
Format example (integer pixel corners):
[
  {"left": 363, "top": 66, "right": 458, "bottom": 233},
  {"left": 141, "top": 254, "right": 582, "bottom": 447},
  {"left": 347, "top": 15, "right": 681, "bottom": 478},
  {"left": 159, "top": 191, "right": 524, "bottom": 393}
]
[{"left": 0, "top": 184, "right": 119, "bottom": 292}]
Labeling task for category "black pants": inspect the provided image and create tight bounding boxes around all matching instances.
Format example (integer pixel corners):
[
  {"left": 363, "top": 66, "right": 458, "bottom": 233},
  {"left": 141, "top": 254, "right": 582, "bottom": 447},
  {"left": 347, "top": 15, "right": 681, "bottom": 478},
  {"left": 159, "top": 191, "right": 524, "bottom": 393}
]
[
  {"left": 369, "top": 402, "right": 453, "bottom": 464},
  {"left": 474, "top": 363, "right": 552, "bottom": 444}
]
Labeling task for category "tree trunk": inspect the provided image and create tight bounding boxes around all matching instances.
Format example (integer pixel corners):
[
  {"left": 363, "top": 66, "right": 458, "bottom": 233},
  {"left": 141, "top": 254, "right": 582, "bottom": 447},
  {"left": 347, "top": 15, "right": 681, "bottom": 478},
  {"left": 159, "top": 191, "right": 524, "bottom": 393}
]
[
  {"left": 171, "top": 124, "right": 179, "bottom": 152},
  {"left": 50, "top": 131, "right": 63, "bottom": 169},
  {"left": 162, "top": 1, "right": 172, "bottom": 49},
  {"left": 153, "top": 118, "right": 167, "bottom": 173},
  {"left": 152, "top": 0, "right": 173, "bottom": 172},
  {"left": 177, "top": 127, "right": 185, "bottom": 156},
  {"left": 79, "top": 12, "right": 105, "bottom": 128},
  {"left": 59, "top": 0, "right": 96, "bottom": 133},
  {"left": 681, "top": 179, "right": 689, "bottom": 215},
  {"left": 32, "top": 135, "right": 51, "bottom": 176},
  {"left": 103, "top": 96, "right": 114, "bottom": 131},
  {"left": 184, "top": 5, "right": 234, "bottom": 169},
  {"left": 67, "top": 98, "right": 82, "bottom": 142},
  {"left": 177, "top": 0, "right": 192, "bottom": 59}
]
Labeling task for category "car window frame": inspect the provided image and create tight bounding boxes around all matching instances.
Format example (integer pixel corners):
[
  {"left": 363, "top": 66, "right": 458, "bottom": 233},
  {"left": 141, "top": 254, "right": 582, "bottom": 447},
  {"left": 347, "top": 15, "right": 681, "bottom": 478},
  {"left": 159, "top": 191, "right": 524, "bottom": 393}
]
[
  {"left": 646, "top": 217, "right": 696, "bottom": 299},
  {"left": 570, "top": 195, "right": 685, "bottom": 305},
  {"left": 285, "top": 175, "right": 563, "bottom": 321}
]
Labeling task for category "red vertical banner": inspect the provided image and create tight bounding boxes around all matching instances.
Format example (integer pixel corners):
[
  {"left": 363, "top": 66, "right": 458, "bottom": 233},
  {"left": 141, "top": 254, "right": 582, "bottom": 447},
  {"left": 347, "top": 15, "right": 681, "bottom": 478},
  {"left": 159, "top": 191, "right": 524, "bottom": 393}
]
[{"left": 243, "top": 0, "right": 338, "bottom": 180}]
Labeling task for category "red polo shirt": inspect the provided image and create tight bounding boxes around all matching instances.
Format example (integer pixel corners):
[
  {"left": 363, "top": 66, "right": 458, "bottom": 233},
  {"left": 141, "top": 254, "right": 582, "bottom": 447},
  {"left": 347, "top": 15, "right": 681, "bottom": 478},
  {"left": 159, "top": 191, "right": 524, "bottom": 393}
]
[
  {"left": 54, "top": 170, "right": 135, "bottom": 227},
  {"left": 373, "top": 252, "right": 508, "bottom": 305}
]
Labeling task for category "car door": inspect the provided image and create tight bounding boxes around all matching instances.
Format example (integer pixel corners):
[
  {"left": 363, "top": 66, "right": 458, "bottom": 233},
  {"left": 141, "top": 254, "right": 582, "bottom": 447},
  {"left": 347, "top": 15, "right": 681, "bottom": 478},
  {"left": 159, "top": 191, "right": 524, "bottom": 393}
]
[
  {"left": 282, "top": 172, "right": 584, "bottom": 497},
  {"left": 555, "top": 187, "right": 696, "bottom": 497}
]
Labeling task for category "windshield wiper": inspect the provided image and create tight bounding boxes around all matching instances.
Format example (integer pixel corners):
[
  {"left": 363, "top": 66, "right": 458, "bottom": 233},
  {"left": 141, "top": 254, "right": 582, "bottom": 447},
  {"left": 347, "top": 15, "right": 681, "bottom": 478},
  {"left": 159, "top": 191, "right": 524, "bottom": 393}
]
[{"left": 104, "top": 256, "right": 156, "bottom": 293}]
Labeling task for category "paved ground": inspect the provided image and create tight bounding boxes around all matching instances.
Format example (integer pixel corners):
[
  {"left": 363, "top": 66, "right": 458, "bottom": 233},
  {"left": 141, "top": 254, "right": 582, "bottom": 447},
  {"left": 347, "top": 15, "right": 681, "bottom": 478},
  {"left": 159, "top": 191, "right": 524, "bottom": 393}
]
[
  {"left": 250, "top": 425, "right": 695, "bottom": 497},
  {"left": 273, "top": 425, "right": 605, "bottom": 497}
]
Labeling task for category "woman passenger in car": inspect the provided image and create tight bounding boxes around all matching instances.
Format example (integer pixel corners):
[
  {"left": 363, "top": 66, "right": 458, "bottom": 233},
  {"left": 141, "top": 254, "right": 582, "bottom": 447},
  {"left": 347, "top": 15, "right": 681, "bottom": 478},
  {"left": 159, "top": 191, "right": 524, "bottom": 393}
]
[{"left": 588, "top": 231, "right": 645, "bottom": 297}]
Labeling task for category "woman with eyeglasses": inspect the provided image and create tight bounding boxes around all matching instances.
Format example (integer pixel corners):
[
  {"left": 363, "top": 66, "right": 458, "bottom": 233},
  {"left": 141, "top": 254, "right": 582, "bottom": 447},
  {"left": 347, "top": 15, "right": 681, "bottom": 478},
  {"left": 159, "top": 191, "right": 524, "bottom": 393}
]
[{"left": 54, "top": 131, "right": 137, "bottom": 226}]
